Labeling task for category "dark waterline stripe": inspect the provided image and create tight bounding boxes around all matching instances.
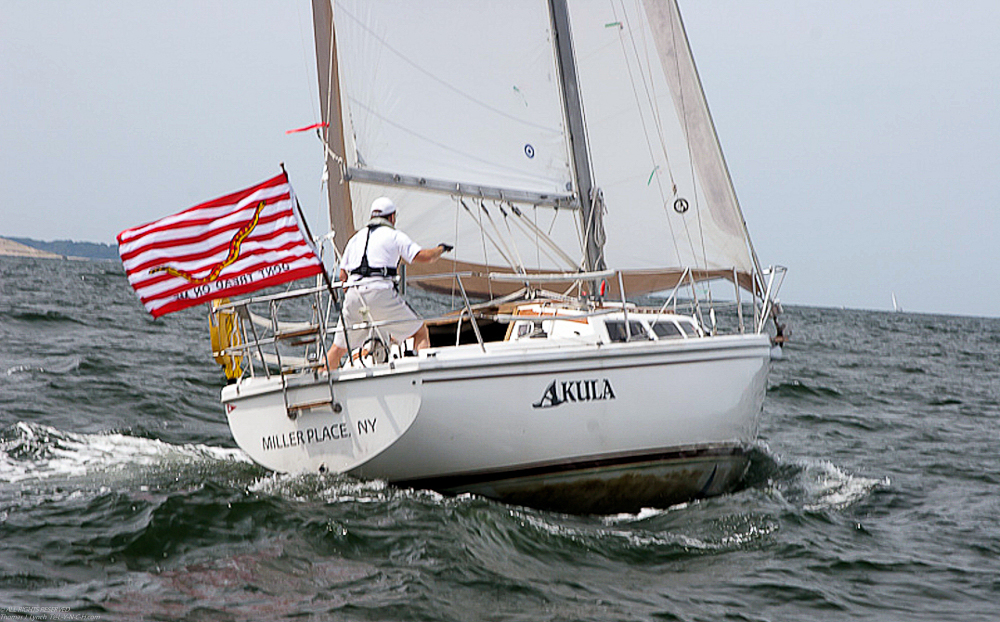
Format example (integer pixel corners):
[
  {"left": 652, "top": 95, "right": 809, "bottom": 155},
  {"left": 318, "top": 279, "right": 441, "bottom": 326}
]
[{"left": 391, "top": 444, "right": 746, "bottom": 491}]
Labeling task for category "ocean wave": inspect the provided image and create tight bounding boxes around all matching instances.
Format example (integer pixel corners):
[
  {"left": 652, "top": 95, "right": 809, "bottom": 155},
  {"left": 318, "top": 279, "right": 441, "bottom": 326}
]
[
  {"left": 758, "top": 454, "right": 888, "bottom": 512},
  {"left": 769, "top": 380, "right": 844, "bottom": 401},
  {"left": 0, "top": 309, "right": 88, "bottom": 326},
  {"left": 248, "top": 470, "right": 398, "bottom": 505},
  {"left": 248, "top": 471, "right": 782, "bottom": 559},
  {"left": 4, "top": 364, "right": 46, "bottom": 376},
  {"left": 799, "top": 461, "right": 888, "bottom": 511},
  {"left": 0, "top": 421, "right": 252, "bottom": 485},
  {"left": 728, "top": 445, "right": 888, "bottom": 514},
  {"left": 521, "top": 509, "right": 718, "bottom": 553}
]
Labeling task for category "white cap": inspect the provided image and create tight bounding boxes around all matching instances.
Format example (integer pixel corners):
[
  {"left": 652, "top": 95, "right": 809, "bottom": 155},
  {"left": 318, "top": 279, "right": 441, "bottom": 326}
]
[{"left": 370, "top": 197, "right": 396, "bottom": 217}]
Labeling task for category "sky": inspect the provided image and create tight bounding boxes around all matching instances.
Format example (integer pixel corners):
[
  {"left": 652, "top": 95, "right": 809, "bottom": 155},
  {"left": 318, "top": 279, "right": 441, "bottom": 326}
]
[{"left": 2, "top": 1, "right": 998, "bottom": 318}]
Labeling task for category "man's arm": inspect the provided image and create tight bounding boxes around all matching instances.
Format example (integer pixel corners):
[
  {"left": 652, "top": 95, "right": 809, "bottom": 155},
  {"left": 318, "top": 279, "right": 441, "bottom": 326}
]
[{"left": 410, "top": 244, "right": 450, "bottom": 264}]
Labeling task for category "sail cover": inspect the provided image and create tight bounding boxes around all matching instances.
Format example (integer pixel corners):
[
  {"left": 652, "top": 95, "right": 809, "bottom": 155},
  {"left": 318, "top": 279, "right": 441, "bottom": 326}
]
[{"left": 315, "top": 0, "right": 758, "bottom": 295}]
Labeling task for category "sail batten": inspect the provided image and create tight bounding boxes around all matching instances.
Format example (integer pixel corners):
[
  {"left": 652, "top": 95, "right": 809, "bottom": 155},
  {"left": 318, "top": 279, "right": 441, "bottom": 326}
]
[{"left": 345, "top": 168, "right": 578, "bottom": 209}]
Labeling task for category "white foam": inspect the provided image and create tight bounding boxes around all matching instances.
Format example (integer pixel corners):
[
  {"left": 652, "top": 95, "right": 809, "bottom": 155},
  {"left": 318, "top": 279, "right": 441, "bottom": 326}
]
[
  {"left": 514, "top": 508, "right": 715, "bottom": 552},
  {"left": 602, "top": 505, "right": 683, "bottom": 524},
  {"left": 799, "top": 459, "right": 888, "bottom": 511},
  {"left": 248, "top": 470, "right": 396, "bottom": 504},
  {"left": 0, "top": 422, "right": 251, "bottom": 485},
  {"left": 719, "top": 520, "right": 778, "bottom": 547},
  {"left": 5, "top": 365, "right": 44, "bottom": 376}
]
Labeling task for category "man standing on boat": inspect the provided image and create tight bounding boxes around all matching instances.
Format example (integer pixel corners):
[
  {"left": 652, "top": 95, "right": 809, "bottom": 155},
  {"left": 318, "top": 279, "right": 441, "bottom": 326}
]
[{"left": 325, "top": 197, "right": 451, "bottom": 370}]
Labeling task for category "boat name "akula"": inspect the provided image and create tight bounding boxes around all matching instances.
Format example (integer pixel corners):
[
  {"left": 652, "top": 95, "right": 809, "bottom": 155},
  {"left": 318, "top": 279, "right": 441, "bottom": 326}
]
[{"left": 533, "top": 379, "right": 616, "bottom": 409}]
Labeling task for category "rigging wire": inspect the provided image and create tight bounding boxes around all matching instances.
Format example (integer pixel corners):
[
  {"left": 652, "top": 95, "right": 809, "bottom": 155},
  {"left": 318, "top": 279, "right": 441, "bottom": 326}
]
[
  {"left": 497, "top": 203, "right": 529, "bottom": 274},
  {"left": 616, "top": 1, "right": 678, "bottom": 194},
  {"left": 612, "top": 0, "right": 723, "bottom": 309},
  {"left": 568, "top": 203, "right": 586, "bottom": 271},
  {"left": 506, "top": 204, "right": 577, "bottom": 270},
  {"left": 295, "top": 0, "right": 335, "bottom": 283},
  {"left": 478, "top": 200, "right": 523, "bottom": 274},
  {"left": 459, "top": 199, "right": 517, "bottom": 273},
  {"left": 295, "top": 2, "right": 321, "bottom": 131}
]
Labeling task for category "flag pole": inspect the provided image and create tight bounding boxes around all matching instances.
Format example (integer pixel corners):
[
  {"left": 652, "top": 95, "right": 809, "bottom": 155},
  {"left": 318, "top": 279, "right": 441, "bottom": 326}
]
[
  {"left": 280, "top": 163, "right": 353, "bottom": 376},
  {"left": 281, "top": 163, "right": 336, "bottom": 293}
]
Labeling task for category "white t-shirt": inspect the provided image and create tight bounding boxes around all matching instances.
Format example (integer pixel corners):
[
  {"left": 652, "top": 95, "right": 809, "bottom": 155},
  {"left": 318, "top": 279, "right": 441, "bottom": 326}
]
[{"left": 339, "top": 224, "right": 422, "bottom": 289}]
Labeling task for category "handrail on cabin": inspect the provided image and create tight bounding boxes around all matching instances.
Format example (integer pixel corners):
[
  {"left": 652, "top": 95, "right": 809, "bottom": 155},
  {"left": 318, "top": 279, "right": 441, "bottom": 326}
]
[
  {"left": 486, "top": 269, "right": 617, "bottom": 283},
  {"left": 209, "top": 263, "right": 782, "bottom": 380}
]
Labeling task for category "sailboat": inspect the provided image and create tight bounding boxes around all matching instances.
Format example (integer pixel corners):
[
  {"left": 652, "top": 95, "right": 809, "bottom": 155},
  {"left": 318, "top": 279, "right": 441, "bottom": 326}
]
[
  {"left": 213, "top": 0, "right": 786, "bottom": 514},
  {"left": 892, "top": 292, "right": 902, "bottom": 313}
]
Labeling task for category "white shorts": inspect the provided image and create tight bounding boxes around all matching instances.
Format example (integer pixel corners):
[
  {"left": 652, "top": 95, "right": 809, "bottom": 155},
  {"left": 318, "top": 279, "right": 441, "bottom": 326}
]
[{"left": 332, "top": 285, "right": 423, "bottom": 349}]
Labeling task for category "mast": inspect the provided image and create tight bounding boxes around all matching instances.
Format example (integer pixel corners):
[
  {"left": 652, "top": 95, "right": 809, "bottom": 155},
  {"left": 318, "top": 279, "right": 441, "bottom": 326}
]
[
  {"left": 312, "top": 0, "right": 355, "bottom": 253},
  {"left": 548, "top": 0, "right": 605, "bottom": 273}
]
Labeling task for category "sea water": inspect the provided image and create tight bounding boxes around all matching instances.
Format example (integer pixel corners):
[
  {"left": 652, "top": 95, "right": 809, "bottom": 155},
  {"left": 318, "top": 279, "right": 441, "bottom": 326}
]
[{"left": 1, "top": 256, "right": 998, "bottom": 621}]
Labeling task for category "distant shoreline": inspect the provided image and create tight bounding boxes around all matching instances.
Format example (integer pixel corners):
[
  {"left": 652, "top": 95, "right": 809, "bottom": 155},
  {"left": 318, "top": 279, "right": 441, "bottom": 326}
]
[
  {"left": 0, "top": 236, "right": 118, "bottom": 261},
  {"left": 0, "top": 237, "right": 62, "bottom": 259}
]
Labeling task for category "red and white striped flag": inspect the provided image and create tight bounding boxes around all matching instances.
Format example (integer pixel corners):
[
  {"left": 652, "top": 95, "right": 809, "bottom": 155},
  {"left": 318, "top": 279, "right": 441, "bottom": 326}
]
[{"left": 118, "top": 172, "right": 324, "bottom": 318}]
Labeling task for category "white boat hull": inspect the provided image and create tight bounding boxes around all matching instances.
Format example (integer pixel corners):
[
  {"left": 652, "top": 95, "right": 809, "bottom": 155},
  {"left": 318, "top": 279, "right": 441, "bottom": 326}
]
[
  {"left": 224, "top": 372, "right": 421, "bottom": 474},
  {"left": 222, "top": 333, "right": 770, "bottom": 513}
]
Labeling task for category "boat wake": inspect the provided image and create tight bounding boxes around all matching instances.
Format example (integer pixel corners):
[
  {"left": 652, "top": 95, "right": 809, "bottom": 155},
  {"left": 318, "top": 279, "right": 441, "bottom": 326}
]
[
  {"left": 741, "top": 445, "right": 889, "bottom": 512},
  {"left": 530, "top": 445, "right": 893, "bottom": 556},
  {"left": 794, "top": 459, "right": 889, "bottom": 511},
  {"left": 1, "top": 422, "right": 886, "bottom": 526},
  {"left": 248, "top": 469, "right": 401, "bottom": 504},
  {"left": 0, "top": 421, "right": 253, "bottom": 487}
]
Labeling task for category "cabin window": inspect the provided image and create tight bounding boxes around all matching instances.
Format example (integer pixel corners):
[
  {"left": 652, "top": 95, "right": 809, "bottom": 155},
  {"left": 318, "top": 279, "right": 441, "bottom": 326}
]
[
  {"left": 678, "top": 319, "right": 701, "bottom": 337},
  {"left": 651, "top": 321, "right": 683, "bottom": 339},
  {"left": 605, "top": 321, "right": 651, "bottom": 342}
]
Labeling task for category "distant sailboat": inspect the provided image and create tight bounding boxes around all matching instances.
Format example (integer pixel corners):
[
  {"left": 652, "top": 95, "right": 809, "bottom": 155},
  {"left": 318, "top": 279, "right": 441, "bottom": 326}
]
[{"left": 892, "top": 292, "right": 902, "bottom": 313}]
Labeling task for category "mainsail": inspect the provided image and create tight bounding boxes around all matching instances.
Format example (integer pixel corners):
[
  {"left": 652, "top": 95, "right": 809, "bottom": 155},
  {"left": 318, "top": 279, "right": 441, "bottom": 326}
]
[{"left": 313, "top": 0, "right": 761, "bottom": 297}]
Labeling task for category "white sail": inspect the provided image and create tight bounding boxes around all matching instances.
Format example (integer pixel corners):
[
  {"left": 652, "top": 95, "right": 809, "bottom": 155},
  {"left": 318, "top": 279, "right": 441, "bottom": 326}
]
[
  {"left": 569, "top": 0, "right": 757, "bottom": 279},
  {"left": 334, "top": 1, "right": 574, "bottom": 198},
  {"left": 318, "top": 1, "right": 588, "bottom": 279},
  {"left": 316, "top": 0, "right": 761, "bottom": 295}
]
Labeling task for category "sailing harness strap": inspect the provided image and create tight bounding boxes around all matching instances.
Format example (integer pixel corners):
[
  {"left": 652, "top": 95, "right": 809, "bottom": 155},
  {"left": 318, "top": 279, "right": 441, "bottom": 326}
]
[{"left": 349, "top": 218, "right": 398, "bottom": 279}]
